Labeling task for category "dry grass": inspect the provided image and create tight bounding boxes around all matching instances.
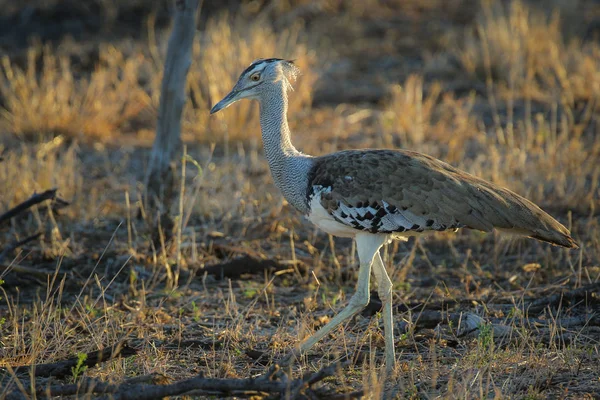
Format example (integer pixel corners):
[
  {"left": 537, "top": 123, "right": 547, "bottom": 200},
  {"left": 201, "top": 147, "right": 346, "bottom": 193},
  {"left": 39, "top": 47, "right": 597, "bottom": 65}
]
[
  {"left": 0, "top": 11, "right": 316, "bottom": 144},
  {"left": 0, "top": 45, "right": 148, "bottom": 140},
  {"left": 460, "top": 0, "right": 600, "bottom": 104},
  {"left": 454, "top": 0, "right": 600, "bottom": 210},
  {"left": 0, "top": 0, "right": 599, "bottom": 398},
  {"left": 0, "top": 137, "right": 81, "bottom": 211},
  {"left": 380, "top": 75, "right": 480, "bottom": 163}
]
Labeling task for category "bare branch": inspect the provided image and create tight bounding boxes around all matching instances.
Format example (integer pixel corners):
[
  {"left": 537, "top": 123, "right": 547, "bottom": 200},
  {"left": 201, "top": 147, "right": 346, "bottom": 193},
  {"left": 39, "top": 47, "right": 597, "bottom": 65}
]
[
  {"left": 0, "top": 189, "right": 57, "bottom": 225},
  {"left": 6, "top": 360, "right": 352, "bottom": 400},
  {"left": 0, "top": 232, "right": 42, "bottom": 264},
  {"left": 5, "top": 341, "right": 137, "bottom": 378},
  {"left": 200, "top": 255, "right": 290, "bottom": 279}
]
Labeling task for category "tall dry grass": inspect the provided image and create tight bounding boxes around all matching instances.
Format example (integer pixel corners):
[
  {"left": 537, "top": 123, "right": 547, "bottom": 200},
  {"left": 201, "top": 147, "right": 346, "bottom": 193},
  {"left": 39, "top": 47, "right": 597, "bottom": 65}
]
[
  {"left": 380, "top": 75, "right": 480, "bottom": 164},
  {"left": 0, "top": 136, "right": 85, "bottom": 260},
  {"left": 0, "top": 136, "right": 82, "bottom": 212},
  {"left": 0, "top": 45, "right": 148, "bottom": 140},
  {"left": 0, "top": 11, "right": 317, "bottom": 144},
  {"left": 459, "top": 0, "right": 600, "bottom": 211},
  {"left": 460, "top": 0, "right": 600, "bottom": 105}
]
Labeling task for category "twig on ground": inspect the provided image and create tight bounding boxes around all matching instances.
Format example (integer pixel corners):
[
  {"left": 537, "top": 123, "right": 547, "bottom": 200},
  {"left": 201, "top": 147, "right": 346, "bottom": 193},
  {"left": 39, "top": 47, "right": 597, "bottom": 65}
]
[
  {"left": 526, "top": 282, "right": 600, "bottom": 314},
  {"left": 5, "top": 378, "right": 125, "bottom": 400},
  {"left": 328, "top": 390, "right": 365, "bottom": 399},
  {"left": 0, "top": 263, "right": 56, "bottom": 279},
  {"left": 289, "top": 360, "right": 351, "bottom": 399},
  {"left": 0, "top": 189, "right": 58, "bottom": 225},
  {"left": 6, "top": 360, "right": 351, "bottom": 400},
  {"left": 0, "top": 232, "right": 42, "bottom": 264},
  {"left": 51, "top": 197, "right": 71, "bottom": 213},
  {"left": 4, "top": 341, "right": 137, "bottom": 378},
  {"left": 3, "top": 374, "right": 172, "bottom": 400},
  {"left": 200, "top": 255, "right": 290, "bottom": 279},
  {"left": 397, "top": 310, "right": 464, "bottom": 331}
]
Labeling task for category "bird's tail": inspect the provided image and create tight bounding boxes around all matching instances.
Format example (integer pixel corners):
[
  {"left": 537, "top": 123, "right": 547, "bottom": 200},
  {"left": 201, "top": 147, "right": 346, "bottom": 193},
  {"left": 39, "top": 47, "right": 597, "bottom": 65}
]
[{"left": 489, "top": 188, "right": 579, "bottom": 248}]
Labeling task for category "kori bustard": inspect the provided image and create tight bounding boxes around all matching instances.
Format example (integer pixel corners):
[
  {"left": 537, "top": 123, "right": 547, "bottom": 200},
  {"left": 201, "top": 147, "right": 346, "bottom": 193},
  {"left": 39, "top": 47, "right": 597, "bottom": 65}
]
[{"left": 210, "top": 58, "right": 578, "bottom": 371}]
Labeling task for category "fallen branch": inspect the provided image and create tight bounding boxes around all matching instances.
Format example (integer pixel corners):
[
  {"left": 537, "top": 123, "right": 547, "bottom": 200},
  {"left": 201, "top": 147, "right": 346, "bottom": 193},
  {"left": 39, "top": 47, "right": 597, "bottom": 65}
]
[
  {"left": 525, "top": 313, "right": 600, "bottom": 329},
  {"left": 104, "top": 375, "right": 282, "bottom": 400},
  {"left": 200, "top": 255, "right": 289, "bottom": 279},
  {"left": 526, "top": 282, "right": 600, "bottom": 314},
  {"left": 0, "top": 232, "right": 42, "bottom": 263},
  {"left": 161, "top": 338, "right": 223, "bottom": 350},
  {"left": 399, "top": 310, "right": 463, "bottom": 331},
  {"left": 533, "top": 326, "right": 600, "bottom": 345},
  {"left": 51, "top": 196, "right": 71, "bottom": 214},
  {"left": 7, "top": 360, "right": 351, "bottom": 400},
  {"left": 394, "top": 298, "right": 599, "bottom": 344},
  {"left": 5, "top": 374, "right": 170, "bottom": 400},
  {"left": 364, "top": 291, "right": 494, "bottom": 317},
  {"left": 289, "top": 360, "right": 350, "bottom": 399},
  {"left": 4, "top": 379, "right": 119, "bottom": 400},
  {"left": 328, "top": 390, "right": 365, "bottom": 399},
  {"left": 5, "top": 342, "right": 137, "bottom": 378},
  {"left": 0, "top": 189, "right": 58, "bottom": 225},
  {"left": 0, "top": 263, "right": 56, "bottom": 279}
]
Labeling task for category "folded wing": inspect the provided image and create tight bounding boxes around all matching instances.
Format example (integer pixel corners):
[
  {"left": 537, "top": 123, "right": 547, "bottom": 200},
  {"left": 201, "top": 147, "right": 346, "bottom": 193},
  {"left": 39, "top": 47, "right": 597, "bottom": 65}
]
[{"left": 307, "top": 149, "right": 577, "bottom": 248}]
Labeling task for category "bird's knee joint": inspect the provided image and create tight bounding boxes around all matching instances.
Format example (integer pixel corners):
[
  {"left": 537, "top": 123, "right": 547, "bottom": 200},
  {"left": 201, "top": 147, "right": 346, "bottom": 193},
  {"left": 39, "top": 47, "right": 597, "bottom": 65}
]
[
  {"left": 378, "top": 286, "right": 393, "bottom": 302},
  {"left": 349, "top": 293, "right": 370, "bottom": 309}
]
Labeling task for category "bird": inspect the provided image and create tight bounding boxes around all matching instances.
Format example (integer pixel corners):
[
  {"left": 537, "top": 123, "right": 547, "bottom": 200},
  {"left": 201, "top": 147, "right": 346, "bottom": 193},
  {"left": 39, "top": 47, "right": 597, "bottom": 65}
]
[{"left": 210, "top": 58, "right": 578, "bottom": 372}]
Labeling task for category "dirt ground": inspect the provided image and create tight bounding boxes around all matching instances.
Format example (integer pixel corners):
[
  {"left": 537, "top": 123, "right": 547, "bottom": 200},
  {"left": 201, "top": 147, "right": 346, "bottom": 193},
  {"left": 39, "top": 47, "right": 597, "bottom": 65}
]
[{"left": 0, "top": 0, "right": 599, "bottom": 398}]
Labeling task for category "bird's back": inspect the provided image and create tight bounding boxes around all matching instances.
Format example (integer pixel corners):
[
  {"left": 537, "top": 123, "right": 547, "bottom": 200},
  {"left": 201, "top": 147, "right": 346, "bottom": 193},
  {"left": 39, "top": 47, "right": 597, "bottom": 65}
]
[{"left": 306, "top": 149, "right": 578, "bottom": 248}]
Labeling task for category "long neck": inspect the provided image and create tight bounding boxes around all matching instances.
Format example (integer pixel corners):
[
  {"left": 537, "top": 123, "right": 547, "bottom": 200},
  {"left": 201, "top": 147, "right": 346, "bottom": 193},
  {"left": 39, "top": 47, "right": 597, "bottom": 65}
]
[
  {"left": 259, "top": 83, "right": 299, "bottom": 159},
  {"left": 258, "top": 82, "right": 312, "bottom": 214}
]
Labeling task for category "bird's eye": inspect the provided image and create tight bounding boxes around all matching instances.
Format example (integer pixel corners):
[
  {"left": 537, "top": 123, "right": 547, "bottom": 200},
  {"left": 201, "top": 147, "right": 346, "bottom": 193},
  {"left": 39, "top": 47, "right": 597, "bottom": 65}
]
[{"left": 250, "top": 73, "right": 260, "bottom": 81}]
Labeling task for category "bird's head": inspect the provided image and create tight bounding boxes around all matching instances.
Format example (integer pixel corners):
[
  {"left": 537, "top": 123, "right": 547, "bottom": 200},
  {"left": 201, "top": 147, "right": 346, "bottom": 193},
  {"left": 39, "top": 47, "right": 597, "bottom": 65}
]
[{"left": 210, "top": 58, "right": 300, "bottom": 114}]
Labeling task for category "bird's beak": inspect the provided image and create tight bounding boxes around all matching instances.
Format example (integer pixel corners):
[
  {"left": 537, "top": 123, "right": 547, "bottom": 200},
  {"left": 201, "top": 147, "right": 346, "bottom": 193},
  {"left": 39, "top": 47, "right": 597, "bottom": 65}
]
[{"left": 210, "top": 90, "right": 239, "bottom": 114}]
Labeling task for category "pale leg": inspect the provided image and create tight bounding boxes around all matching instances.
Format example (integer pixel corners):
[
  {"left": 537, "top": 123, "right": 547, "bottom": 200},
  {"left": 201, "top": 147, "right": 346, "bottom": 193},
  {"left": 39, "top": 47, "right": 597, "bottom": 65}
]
[
  {"left": 295, "top": 234, "right": 387, "bottom": 357},
  {"left": 372, "top": 251, "right": 395, "bottom": 372}
]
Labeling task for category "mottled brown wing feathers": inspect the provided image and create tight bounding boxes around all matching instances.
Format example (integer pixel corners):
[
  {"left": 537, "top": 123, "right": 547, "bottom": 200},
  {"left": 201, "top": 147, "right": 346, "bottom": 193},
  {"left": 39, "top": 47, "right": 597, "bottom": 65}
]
[{"left": 307, "top": 149, "right": 578, "bottom": 248}]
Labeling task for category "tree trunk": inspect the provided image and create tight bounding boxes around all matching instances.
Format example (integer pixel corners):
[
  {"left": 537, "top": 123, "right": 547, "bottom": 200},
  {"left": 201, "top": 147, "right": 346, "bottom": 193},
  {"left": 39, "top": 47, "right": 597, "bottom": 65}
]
[{"left": 145, "top": 0, "right": 200, "bottom": 240}]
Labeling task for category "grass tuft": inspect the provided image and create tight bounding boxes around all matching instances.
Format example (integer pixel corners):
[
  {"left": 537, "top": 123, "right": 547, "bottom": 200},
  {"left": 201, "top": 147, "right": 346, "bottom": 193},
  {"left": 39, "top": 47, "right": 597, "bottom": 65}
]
[{"left": 0, "top": 45, "right": 148, "bottom": 140}]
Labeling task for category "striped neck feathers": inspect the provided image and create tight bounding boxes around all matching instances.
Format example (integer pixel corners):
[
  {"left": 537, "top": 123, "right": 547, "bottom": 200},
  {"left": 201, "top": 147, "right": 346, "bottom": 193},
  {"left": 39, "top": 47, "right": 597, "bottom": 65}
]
[
  {"left": 258, "top": 82, "right": 299, "bottom": 157},
  {"left": 257, "top": 81, "right": 313, "bottom": 213}
]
